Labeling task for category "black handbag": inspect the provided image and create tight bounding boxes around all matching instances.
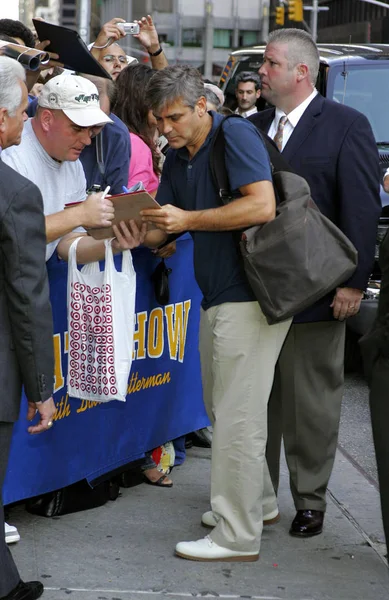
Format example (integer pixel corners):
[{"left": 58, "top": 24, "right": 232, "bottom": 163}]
[
  {"left": 151, "top": 259, "right": 172, "bottom": 306},
  {"left": 25, "top": 478, "right": 119, "bottom": 517},
  {"left": 209, "top": 115, "right": 358, "bottom": 324}
]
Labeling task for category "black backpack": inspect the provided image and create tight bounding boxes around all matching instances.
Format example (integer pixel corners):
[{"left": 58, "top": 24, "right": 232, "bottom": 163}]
[{"left": 209, "top": 114, "right": 358, "bottom": 324}]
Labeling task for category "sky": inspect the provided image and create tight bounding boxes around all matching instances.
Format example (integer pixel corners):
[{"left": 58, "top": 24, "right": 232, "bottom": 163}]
[{"left": 0, "top": 1, "right": 19, "bottom": 20}]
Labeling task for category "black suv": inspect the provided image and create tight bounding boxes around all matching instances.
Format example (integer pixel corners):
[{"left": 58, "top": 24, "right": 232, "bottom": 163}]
[{"left": 220, "top": 44, "right": 389, "bottom": 370}]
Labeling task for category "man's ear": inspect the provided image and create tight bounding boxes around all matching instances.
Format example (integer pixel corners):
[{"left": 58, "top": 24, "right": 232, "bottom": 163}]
[
  {"left": 0, "top": 107, "right": 7, "bottom": 133},
  {"left": 196, "top": 96, "right": 208, "bottom": 117},
  {"left": 39, "top": 108, "right": 55, "bottom": 132},
  {"left": 296, "top": 63, "right": 309, "bottom": 81}
]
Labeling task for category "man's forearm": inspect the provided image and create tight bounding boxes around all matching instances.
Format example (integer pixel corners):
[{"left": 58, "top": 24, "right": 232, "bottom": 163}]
[
  {"left": 186, "top": 194, "right": 275, "bottom": 232},
  {"left": 150, "top": 48, "right": 168, "bottom": 70},
  {"left": 57, "top": 233, "right": 107, "bottom": 262},
  {"left": 144, "top": 229, "right": 168, "bottom": 248},
  {"left": 45, "top": 206, "right": 85, "bottom": 244}
]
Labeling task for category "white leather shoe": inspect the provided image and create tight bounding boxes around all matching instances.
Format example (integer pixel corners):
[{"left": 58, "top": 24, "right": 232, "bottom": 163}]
[
  {"left": 5, "top": 522, "right": 20, "bottom": 544},
  {"left": 175, "top": 535, "right": 259, "bottom": 562},
  {"left": 201, "top": 508, "right": 280, "bottom": 528}
]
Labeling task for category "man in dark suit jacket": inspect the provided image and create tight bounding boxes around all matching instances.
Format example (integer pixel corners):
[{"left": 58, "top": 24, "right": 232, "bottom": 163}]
[
  {"left": 0, "top": 57, "right": 55, "bottom": 600},
  {"left": 249, "top": 28, "right": 381, "bottom": 538}
]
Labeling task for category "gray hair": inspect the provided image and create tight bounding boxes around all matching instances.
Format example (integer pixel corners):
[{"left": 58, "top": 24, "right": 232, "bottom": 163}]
[
  {"left": 0, "top": 56, "right": 25, "bottom": 116},
  {"left": 147, "top": 65, "right": 205, "bottom": 112},
  {"left": 268, "top": 29, "right": 319, "bottom": 85}
]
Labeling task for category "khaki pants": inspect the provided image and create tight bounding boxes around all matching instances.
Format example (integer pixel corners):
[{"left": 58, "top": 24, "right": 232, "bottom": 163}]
[{"left": 199, "top": 301, "right": 291, "bottom": 552}]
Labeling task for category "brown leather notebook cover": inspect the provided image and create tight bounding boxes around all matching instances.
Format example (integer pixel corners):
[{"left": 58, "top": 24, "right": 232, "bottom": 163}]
[{"left": 87, "top": 191, "right": 161, "bottom": 240}]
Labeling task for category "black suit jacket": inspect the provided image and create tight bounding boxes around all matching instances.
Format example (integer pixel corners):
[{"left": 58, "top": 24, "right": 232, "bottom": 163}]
[
  {"left": 0, "top": 159, "right": 54, "bottom": 421},
  {"left": 249, "top": 94, "right": 382, "bottom": 323}
]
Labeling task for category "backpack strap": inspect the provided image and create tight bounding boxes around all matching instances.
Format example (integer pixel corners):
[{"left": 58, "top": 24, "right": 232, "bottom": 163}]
[
  {"left": 209, "top": 114, "right": 242, "bottom": 204},
  {"left": 96, "top": 130, "right": 105, "bottom": 179},
  {"left": 209, "top": 114, "right": 295, "bottom": 205}
]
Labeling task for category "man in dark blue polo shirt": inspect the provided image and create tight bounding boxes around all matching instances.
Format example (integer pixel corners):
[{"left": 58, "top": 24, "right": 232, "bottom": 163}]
[{"left": 135, "top": 65, "right": 292, "bottom": 562}]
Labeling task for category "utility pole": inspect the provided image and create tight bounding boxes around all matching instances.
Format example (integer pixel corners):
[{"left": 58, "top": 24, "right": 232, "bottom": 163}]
[
  {"left": 78, "top": 0, "right": 91, "bottom": 44},
  {"left": 174, "top": 0, "right": 182, "bottom": 64},
  {"left": 261, "top": 0, "right": 270, "bottom": 43},
  {"left": 311, "top": 0, "right": 319, "bottom": 41},
  {"left": 232, "top": 0, "right": 239, "bottom": 48},
  {"left": 204, "top": 1, "right": 214, "bottom": 80}
]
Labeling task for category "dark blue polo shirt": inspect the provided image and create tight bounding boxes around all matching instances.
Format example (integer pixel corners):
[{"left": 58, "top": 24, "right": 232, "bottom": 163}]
[{"left": 156, "top": 111, "right": 272, "bottom": 310}]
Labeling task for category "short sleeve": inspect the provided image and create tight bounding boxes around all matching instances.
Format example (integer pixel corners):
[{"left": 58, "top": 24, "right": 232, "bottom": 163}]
[{"left": 223, "top": 118, "right": 272, "bottom": 191}]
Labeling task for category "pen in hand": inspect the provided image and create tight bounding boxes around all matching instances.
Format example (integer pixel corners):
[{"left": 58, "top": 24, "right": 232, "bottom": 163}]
[{"left": 102, "top": 185, "right": 111, "bottom": 199}]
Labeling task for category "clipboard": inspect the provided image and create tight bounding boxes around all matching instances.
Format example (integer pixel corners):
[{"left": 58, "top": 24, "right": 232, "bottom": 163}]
[
  {"left": 32, "top": 19, "right": 112, "bottom": 79},
  {"left": 86, "top": 190, "right": 162, "bottom": 240}
]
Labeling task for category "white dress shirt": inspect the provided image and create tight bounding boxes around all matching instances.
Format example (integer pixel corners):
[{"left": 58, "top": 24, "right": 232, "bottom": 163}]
[
  {"left": 267, "top": 89, "right": 318, "bottom": 151},
  {"left": 235, "top": 106, "right": 258, "bottom": 119}
]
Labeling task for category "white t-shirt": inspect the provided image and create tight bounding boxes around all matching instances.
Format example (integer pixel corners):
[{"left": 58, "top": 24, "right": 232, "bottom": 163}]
[{"left": 1, "top": 119, "right": 86, "bottom": 261}]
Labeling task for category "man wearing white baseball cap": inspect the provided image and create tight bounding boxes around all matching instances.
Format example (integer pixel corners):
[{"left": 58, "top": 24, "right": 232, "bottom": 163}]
[
  {"left": 38, "top": 73, "right": 113, "bottom": 128},
  {"left": 2, "top": 73, "right": 145, "bottom": 263}
]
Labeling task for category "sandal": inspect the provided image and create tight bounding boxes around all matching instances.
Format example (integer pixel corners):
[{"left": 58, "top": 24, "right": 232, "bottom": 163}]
[{"left": 143, "top": 473, "right": 173, "bottom": 488}]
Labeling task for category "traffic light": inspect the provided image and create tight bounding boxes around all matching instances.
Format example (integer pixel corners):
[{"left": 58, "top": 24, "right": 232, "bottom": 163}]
[
  {"left": 275, "top": 6, "right": 285, "bottom": 26},
  {"left": 288, "top": 0, "right": 304, "bottom": 22}
]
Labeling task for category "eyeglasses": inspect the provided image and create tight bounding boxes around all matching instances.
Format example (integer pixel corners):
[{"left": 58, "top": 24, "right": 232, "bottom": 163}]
[{"left": 102, "top": 55, "right": 128, "bottom": 64}]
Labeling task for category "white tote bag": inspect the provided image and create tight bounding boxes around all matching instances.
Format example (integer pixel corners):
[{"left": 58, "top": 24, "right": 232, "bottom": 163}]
[{"left": 67, "top": 237, "right": 136, "bottom": 402}]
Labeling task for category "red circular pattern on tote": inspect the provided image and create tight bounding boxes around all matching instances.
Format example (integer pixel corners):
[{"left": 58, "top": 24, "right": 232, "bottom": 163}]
[{"left": 68, "top": 281, "right": 118, "bottom": 396}]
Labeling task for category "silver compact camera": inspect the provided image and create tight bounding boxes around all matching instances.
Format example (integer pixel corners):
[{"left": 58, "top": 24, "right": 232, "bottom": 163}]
[{"left": 118, "top": 22, "right": 140, "bottom": 35}]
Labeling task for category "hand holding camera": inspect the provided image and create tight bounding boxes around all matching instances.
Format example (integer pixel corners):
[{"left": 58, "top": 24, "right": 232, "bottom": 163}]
[
  {"left": 92, "top": 17, "right": 127, "bottom": 51},
  {"left": 133, "top": 15, "right": 161, "bottom": 54},
  {"left": 117, "top": 22, "right": 140, "bottom": 35}
]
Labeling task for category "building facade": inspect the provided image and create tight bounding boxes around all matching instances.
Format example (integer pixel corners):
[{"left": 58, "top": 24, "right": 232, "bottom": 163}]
[{"left": 100, "top": 0, "right": 265, "bottom": 78}]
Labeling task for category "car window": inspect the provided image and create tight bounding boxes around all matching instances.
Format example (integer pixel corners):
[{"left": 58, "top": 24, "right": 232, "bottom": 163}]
[
  {"left": 222, "top": 55, "right": 264, "bottom": 109},
  {"left": 327, "top": 64, "right": 389, "bottom": 143}
]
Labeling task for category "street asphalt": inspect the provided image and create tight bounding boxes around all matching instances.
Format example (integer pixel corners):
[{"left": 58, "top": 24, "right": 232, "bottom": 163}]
[
  {"left": 5, "top": 455, "right": 388, "bottom": 598},
  {"left": 5, "top": 375, "right": 389, "bottom": 600}
]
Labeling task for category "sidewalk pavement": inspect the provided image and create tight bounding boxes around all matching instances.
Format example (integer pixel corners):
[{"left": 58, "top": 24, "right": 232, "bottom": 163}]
[{"left": 7, "top": 445, "right": 389, "bottom": 600}]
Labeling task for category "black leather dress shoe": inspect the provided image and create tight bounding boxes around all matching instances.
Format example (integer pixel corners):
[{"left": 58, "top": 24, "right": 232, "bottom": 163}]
[
  {"left": 1, "top": 580, "right": 44, "bottom": 600},
  {"left": 289, "top": 509, "right": 324, "bottom": 537}
]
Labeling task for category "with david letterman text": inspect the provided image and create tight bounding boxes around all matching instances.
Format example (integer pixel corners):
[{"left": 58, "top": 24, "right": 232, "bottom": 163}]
[{"left": 51, "top": 300, "right": 192, "bottom": 420}]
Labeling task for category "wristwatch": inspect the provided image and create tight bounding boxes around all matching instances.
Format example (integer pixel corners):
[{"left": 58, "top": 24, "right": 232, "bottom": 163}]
[{"left": 148, "top": 46, "right": 163, "bottom": 57}]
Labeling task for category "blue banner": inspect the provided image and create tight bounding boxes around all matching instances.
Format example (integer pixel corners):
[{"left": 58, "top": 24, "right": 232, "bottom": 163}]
[{"left": 3, "top": 235, "right": 209, "bottom": 505}]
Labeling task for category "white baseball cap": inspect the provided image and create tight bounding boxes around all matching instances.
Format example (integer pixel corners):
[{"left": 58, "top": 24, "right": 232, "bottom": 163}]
[
  {"left": 204, "top": 83, "right": 225, "bottom": 107},
  {"left": 38, "top": 74, "right": 113, "bottom": 127}
]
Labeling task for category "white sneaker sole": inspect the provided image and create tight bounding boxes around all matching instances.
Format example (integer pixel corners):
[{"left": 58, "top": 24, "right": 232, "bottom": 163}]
[
  {"left": 5, "top": 532, "right": 20, "bottom": 544},
  {"left": 175, "top": 549, "right": 259, "bottom": 562}
]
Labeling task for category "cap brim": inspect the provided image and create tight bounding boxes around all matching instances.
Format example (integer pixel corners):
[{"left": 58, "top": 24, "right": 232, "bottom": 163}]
[{"left": 63, "top": 107, "right": 113, "bottom": 127}]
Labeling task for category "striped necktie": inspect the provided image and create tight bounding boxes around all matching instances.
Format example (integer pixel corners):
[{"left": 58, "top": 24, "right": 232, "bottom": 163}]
[{"left": 273, "top": 116, "right": 287, "bottom": 151}]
